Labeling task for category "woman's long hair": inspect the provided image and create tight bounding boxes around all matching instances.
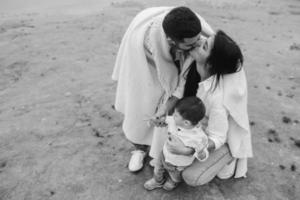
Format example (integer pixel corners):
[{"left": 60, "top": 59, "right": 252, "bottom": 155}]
[
  {"left": 183, "top": 30, "right": 243, "bottom": 96},
  {"left": 206, "top": 30, "right": 243, "bottom": 89}
]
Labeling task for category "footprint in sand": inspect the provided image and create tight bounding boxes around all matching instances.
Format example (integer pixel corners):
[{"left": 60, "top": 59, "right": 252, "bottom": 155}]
[
  {"left": 92, "top": 128, "right": 104, "bottom": 138},
  {"left": 290, "top": 164, "right": 296, "bottom": 172},
  {"left": 289, "top": 43, "right": 300, "bottom": 50},
  {"left": 290, "top": 137, "right": 300, "bottom": 148},
  {"left": 0, "top": 160, "right": 7, "bottom": 173},
  {"left": 289, "top": 10, "right": 300, "bottom": 15},
  {"left": 286, "top": 94, "right": 294, "bottom": 99},
  {"left": 267, "top": 129, "right": 281, "bottom": 143},
  {"left": 100, "top": 111, "right": 112, "bottom": 120},
  {"left": 0, "top": 161, "right": 7, "bottom": 168},
  {"left": 0, "top": 20, "right": 35, "bottom": 33},
  {"left": 0, "top": 61, "right": 28, "bottom": 91},
  {"left": 269, "top": 11, "right": 281, "bottom": 15},
  {"left": 282, "top": 116, "right": 292, "bottom": 124}
]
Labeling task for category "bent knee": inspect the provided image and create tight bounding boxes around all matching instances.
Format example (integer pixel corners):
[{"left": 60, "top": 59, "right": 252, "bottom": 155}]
[
  {"left": 216, "top": 158, "right": 236, "bottom": 179},
  {"left": 182, "top": 170, "right": 214, "bottom": 186},
  {"left": 216, "top": 171, "right": 234, "bottom": 179}
]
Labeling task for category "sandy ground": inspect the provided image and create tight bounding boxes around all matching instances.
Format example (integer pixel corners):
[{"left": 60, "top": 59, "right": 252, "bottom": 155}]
[{"left": 0, "top": 0, "right": 299, "bottom": 199}]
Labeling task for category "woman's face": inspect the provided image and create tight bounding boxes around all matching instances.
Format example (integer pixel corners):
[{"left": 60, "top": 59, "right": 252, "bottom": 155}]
[{"left": 189, "top": 35, "right": 214, "bottom": 63}]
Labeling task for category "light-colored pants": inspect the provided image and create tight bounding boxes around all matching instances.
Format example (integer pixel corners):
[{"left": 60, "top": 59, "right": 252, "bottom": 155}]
[
  {"left": 182, "top": 144, "right": 234, "bottom": 186},
  {"left": 154, "top": 152, "right": 183, "bottom": 183}
]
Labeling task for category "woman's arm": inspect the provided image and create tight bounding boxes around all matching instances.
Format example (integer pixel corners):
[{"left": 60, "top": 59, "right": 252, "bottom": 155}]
[{"left": 205, "top": 106, "right": 229, "bottom": 151}]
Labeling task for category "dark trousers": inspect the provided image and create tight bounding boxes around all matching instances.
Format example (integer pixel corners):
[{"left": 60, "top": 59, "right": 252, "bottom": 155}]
[{"left": 133, "top": 143, "right": 149, "bottom": 152}]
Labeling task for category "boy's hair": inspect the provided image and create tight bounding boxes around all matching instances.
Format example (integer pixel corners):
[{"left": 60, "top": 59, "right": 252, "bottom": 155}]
[
  {"left": 175, "top": 97, "right": 206, "bottom": 126},
  {"left": 162, "top": 6, "right": 201, "bottom": 42}
]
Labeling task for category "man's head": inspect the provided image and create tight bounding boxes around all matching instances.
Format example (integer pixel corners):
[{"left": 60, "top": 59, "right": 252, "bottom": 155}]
[
  {"left": 162, "top": 6, "right": 202, "bottom": 50},
  {"left": 173, "top": 97, "right": 206, "bottom": 128}
]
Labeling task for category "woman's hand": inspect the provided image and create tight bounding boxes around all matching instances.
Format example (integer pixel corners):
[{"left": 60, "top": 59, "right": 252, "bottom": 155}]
[
  {"left": 207, "top": 138, "right": 216, "bottom": 152},
  {"left": 166, "top": 135, "right": 194, "bottom": 155}
]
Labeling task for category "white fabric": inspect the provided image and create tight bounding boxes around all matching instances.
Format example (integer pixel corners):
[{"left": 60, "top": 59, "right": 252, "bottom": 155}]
[
  {"left": 112, "top": 7, "right": 214, "bottom": 147},
  {"left": 196, "top": 75, "right": 229, "bottom": 150},
  {"left": 112, "top": 7, "right": 177, "bottom": 145},
  {"left": 163, "top": 116, "right": 208, "bottom": 167},
  {"left": 220, "top": 65, "right": 253, "bottom": 178},
  {"left": 169, "top": 56, "right": 253, "bottom": 178}
]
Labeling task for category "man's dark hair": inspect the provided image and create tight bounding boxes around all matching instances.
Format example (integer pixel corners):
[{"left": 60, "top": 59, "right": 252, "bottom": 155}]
[
  {"left": 206, "top": 30, "right": 243, "bottom": 89},
  {"left": 175, "top": 96, "right": 206, "bottom": 126},
  {"left": 162, "top": 7, "right": 201, "bottom": 42}
]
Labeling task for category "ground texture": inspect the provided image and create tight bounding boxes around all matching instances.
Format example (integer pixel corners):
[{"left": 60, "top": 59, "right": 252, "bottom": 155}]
[{"left": 0, "top": 0, "right": 299, "bottom": 199}]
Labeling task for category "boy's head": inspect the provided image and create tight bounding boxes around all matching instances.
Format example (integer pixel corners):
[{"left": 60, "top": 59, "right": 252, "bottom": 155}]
[
  {"left": 173, "top": 96, "right": 206, "bottom": 128},
  {"left": 162, "top": 6, "right": 202, "bottom": 50}
]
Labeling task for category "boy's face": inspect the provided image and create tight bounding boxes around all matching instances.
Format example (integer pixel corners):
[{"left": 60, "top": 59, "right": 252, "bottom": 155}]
[{"left": 173, "top": 109, "right": 191, "bottom": 128}]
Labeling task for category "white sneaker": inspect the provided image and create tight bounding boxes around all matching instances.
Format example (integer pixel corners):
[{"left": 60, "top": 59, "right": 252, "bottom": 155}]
[{"left": 128, "top": 150, "right": 146, "bottom": 172}]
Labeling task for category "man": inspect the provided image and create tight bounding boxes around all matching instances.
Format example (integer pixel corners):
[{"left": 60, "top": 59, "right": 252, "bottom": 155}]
[{"left": 112, "top": 6, "right": 214, "bottom": 172}]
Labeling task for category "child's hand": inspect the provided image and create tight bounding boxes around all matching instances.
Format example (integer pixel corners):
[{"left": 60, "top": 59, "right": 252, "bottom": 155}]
[{"left": 149, "top": 114, "right": 167, "bottom": 127}]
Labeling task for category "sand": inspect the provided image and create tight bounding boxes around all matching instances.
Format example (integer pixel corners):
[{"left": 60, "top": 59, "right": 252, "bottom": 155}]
[{"left": 0, "top": 0, "right": 299, "bottom": 199}]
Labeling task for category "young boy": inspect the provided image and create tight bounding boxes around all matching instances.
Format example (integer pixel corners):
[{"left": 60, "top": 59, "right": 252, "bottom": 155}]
[{"left": 144, "top": 96, "right": 209, "bottom": 191}]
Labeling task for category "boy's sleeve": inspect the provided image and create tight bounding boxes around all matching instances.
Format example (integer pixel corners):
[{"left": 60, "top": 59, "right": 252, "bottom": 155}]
[{"left": 185, "top": 134, "right": 209, "bottom": 162}]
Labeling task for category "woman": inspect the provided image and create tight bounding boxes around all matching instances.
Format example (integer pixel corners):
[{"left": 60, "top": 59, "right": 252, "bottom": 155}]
[{"left": 151, "top": 30, "right": 253, "bottom": 186}]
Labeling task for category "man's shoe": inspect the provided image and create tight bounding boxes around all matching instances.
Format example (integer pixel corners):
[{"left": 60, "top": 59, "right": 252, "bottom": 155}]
[
  {"left": 128, "top": 150, "right": 146, "bottom": 172},
  {"left": 144, "top": 178, "right": 164, "bottom": 190}
]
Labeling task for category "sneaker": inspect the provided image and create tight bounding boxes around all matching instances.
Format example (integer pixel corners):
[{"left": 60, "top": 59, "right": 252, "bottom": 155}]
[
  {"left": 163, "top": 177, "right": 179, "bottom": 191},
  {"left": 144, "top": 178, "right": 164, "bottom": 190},
  {"left": 128, "top": 150, "right": 146, "bottom": 172}
]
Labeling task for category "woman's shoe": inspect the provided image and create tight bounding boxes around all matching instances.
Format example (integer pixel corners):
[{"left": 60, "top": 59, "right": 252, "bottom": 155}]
[{"left": 128, "top": 150, "right": 146, "bottom": 172}]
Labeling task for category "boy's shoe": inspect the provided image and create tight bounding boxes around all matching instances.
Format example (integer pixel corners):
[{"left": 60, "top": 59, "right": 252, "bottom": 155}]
[
  {"left": 144, "top": 178, "right": 165, "bottom": 191},
  {"left": 128, "top": 150, "right": 146, "bottom": 172},
  {"left": 162, "top": 177, "right": 179, "bottom": 191}
]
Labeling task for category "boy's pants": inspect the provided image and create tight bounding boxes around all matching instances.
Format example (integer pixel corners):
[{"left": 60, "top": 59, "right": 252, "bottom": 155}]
[{"left": 154, "top": 152, "right": 184, "bottom": 183}]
